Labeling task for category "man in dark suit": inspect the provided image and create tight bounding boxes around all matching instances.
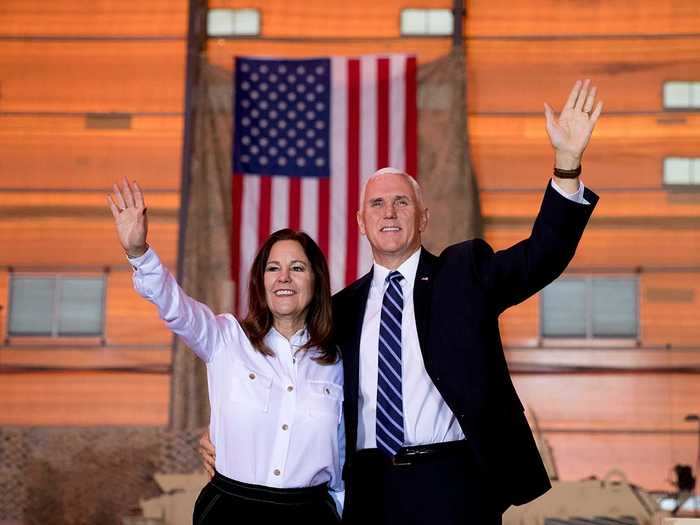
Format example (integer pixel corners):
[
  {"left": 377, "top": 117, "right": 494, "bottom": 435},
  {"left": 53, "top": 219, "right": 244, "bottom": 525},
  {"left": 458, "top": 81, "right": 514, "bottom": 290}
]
[
  {"left": 199, "top": 79, "right": 602, "bottom": 524},
  {"left": 334, "top": 79, "right": 602, "bottom": 525}
]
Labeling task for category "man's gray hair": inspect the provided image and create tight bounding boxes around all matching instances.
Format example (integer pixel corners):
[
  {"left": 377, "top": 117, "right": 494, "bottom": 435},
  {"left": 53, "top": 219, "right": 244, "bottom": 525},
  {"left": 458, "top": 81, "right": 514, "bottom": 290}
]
[{"left": 359, "top": 167, "right": 425, "bottom": 210}]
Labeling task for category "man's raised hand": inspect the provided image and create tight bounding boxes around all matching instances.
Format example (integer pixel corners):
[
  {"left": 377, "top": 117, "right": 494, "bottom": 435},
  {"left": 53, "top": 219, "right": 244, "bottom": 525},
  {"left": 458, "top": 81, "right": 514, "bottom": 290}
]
[
  {"left": 107, "top": 177, "right": 149, "bottom": 258},
  {"left": 544, "top": 79, "right": 604, "bottom": 170}
]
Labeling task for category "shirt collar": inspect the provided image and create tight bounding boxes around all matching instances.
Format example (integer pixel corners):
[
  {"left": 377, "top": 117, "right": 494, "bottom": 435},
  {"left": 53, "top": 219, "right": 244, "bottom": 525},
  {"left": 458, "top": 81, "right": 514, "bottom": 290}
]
[
  {"left": 371, "top": 247, "right": 422, "bottom": 292},
  {"left": 266, "top": 325, "right": 309, "bottom": 350}
]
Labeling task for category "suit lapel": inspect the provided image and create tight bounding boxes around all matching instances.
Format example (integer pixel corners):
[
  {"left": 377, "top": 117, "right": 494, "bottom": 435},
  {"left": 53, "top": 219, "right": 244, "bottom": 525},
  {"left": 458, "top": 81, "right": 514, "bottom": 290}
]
[
  {"left": 345, "top": 270, "right": 372, "bottom": 365},
  {"left": 339, "top": 269, "right": 373, "bottom": 452},
  {"left": 413, "top": 247, "right": 437, "bottom": 366}
]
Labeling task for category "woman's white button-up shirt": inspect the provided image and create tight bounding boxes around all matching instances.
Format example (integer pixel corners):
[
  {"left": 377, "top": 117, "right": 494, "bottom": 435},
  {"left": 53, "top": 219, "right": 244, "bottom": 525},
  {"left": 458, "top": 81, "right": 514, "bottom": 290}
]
[{"left": 129, "top": 248, "right": 344, "bottom": 511}]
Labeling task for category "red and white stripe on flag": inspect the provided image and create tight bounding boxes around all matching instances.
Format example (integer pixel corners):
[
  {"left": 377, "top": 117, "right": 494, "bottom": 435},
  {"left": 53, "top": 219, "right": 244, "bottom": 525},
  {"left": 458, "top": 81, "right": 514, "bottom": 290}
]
[{"left": 231, "top": 54, "right": 417, "bottom": 316}]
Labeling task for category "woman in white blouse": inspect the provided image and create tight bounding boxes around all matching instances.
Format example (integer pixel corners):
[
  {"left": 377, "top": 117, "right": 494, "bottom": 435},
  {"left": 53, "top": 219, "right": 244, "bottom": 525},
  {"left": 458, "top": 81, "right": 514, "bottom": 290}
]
[{"left": 108, "top": 178, "right": 344, "bottom": 524}]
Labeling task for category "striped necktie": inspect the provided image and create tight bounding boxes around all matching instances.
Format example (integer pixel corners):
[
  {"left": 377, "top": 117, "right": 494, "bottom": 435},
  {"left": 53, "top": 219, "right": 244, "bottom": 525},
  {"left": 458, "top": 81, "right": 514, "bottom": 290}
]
[{"left": 376, "top": 270, "right": 405, "bottom": 456}]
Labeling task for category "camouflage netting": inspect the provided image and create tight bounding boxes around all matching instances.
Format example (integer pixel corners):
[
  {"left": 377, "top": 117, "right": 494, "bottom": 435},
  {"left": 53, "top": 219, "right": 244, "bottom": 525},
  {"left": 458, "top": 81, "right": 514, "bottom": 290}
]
[{"left": 0, "top": 427, "right": 204, "bottom": 525}]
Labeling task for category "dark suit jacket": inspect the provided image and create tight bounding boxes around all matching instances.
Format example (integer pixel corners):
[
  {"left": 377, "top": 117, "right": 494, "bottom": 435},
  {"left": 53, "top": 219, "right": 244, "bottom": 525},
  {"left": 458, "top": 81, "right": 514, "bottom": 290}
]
[{"left": 332, "top": 182, "right": 599, "bottom": 509}]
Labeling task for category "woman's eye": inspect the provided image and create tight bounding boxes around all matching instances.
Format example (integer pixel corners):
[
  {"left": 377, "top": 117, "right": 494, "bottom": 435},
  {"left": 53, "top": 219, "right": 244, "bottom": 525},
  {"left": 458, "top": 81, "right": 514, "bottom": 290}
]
[
  {"left": 291, "top": 265, "right": 305, "bottom": 272},
  {"left": 265, "top": 265, "right": 279, "bottom": 272}
]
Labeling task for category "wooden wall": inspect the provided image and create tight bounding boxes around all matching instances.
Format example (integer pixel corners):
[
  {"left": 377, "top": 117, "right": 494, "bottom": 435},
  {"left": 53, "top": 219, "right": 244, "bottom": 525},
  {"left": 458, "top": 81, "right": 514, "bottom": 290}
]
[
  {"left": 1, "top": 0, "right": 698, "bottom": 493},
  {"left": 0, "top": 1, "right": 186, "bottom": 427}
]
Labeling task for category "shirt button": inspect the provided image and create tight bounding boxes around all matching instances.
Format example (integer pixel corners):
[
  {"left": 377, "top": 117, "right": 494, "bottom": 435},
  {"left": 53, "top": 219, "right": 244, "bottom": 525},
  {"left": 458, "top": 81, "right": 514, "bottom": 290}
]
[
  {"left": 273, "top": 469, "right": 281, "bottom": 476},
  {"left": 282, "top": 424, "right": 289, "bottom": 431},
  {"left": 249, "top": 373, "right": 256, "bottom": 380},
  {"left": 287, "top": 385, "right": 294, "bottom": 392}
]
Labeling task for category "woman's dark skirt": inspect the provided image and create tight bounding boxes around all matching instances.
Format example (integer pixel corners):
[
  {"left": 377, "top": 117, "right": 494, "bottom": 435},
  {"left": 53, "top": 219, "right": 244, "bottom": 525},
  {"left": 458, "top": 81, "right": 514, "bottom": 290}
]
[{"left": 193, "top": 471, "right": 341, "bottom": 525}]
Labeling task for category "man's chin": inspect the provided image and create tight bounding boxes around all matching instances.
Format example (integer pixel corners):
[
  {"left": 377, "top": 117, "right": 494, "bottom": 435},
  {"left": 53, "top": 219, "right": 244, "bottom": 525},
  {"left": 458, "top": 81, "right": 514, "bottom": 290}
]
[{"left": 374, "top": 243, "right": 405, "bottom": 255}]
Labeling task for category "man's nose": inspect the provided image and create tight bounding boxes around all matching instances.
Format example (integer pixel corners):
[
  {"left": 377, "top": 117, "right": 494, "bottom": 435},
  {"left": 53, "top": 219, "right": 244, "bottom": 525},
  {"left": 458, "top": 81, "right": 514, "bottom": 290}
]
[{"left": 383, "top": 203, "right": 397, "bottom": 218}]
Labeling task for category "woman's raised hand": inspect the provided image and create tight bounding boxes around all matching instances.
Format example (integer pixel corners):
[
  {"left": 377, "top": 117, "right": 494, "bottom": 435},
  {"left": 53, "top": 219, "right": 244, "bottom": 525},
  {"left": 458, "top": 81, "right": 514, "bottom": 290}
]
[{"left": 108, "top": 177, "right": 149, "bottom": 258}]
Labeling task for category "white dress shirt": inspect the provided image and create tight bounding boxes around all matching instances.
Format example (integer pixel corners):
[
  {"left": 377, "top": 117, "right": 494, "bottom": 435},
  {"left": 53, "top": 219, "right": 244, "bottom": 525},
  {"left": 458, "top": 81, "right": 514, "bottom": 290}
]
[
  {"left": 129, "top": 248, "right": 344, "bottom": 511},
  {"left": 357, "top": 179, "right": 588, "bottom": 449}
]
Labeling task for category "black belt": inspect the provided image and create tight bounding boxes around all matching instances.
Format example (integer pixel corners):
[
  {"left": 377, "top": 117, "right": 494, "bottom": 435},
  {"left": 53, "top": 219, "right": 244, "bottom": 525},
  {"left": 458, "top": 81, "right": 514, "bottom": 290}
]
[
  {"left": 211, "top": 471, "right": 328, "bottom": 506},
  {"left": 356, "top": 439, "right": 469, "bottom": 467}
]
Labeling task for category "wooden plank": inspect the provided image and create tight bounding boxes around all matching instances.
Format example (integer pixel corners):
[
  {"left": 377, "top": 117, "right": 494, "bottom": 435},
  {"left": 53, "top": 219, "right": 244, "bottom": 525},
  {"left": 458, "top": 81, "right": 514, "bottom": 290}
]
[
  {"left": 0, "top": 372, "right": 168, "bottom": 425},
  {"left": 207, "top": 38, "right": 452, "bottom": 68},
  {"left": 0, "top": 217, "right": 178, "bottom": 267},
  {"left": 482, "top": 189, "right": 700, "bottom": 220},
  {"left": 0, "top": 41, "right": 186, "bottom": 113},
  {"left": 507, "top": 349, "right": 700, "bottom": 367},
  {"left": 465, "top": 38, "right": 700, "bottom": 113},
  {"left": 0, "top": 190, "right": 179, "bottom": 215},
  {"left": 0, "top": 0, "right": 188, "bottom": 37},
  {"left": 0, "top": 115, "right": 182, "bottom": 190},
  {"left": 0, "top": 191, "right": 178, "bottom": 268},
  {"left": 0, "top": 347, "right": 170, "bottom": 367},
  {"left": 469, "top": 114, "right": 700, "bottom": 190},
  {"left": 513, "top": 374, "right": 700, "bottom": 432},
  {"left": 207, "top": 38, "right": 700, "bottom": 114},
  {"left": 486, "top": 226, "right": 700, "bottom": 269},
  {"left": 467, "top": 0, "right": 700, "bottom": 37},
  {"left": 209, "top": 0, "right": 700, "bottom": 38},
  {"left": 543, "top": 432, "right": 696, "bottom": 490},
  {"left": 641, "top": 274, "right": 700, "bottom": 346},
  {"left": 208, "top": 0, "right": 451, "bottom": 38}
]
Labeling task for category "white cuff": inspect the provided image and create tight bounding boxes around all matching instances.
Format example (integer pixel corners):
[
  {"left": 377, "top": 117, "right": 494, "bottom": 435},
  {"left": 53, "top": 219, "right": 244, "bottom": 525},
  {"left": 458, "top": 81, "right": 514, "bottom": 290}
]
[
  {"left": 550, "top": 178, "right": 590, "bottom": 205},
  {"left": 126, "top": 246, "right": 157, "bottom": 270}
]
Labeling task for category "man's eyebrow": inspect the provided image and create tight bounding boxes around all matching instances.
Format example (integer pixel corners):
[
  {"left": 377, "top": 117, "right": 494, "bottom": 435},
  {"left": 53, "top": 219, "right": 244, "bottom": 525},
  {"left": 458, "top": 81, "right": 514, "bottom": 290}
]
[{"left": 369, "top": 195, "right": 411, "bottom": 202}]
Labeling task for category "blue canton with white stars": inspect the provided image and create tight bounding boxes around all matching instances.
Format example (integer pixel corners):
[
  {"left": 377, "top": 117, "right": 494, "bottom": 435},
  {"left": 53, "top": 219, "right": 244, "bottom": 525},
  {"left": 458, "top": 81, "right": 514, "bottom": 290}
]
[{"left": 233, "top": 57, "right": 331, "bottom": 178}]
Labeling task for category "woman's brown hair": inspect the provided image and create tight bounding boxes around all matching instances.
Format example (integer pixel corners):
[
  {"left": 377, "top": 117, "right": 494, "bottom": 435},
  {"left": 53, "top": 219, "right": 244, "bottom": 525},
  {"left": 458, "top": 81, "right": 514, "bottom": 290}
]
[{"left": 241, "top": 228, "right": 337, "bottom": 364}]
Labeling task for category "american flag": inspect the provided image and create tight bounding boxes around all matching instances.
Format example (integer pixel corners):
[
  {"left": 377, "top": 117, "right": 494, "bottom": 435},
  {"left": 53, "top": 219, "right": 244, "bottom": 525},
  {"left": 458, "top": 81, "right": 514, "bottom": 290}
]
[{"left": 231, "top": 55, "right": 417, "bottom": 315}]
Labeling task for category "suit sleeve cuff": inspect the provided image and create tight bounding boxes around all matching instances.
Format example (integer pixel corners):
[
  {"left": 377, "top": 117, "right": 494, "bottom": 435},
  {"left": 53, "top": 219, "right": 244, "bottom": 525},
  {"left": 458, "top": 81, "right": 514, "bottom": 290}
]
[{"left": 550, "top": 178, "right": 590, "bottom": 205}]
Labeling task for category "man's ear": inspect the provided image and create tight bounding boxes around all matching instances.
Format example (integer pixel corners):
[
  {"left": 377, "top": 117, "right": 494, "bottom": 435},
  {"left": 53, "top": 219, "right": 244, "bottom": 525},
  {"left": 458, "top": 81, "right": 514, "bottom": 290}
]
[
  {"left": 419, "top": 208, "right": 429, "bottom": 232},
  {"left": 357, "top": 210, "right": 366, "bottom": 236}
]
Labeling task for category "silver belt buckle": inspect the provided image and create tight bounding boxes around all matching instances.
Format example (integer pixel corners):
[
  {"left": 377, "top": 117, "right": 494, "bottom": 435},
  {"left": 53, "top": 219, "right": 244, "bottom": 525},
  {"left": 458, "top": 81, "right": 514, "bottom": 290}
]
[
  {"left": 391, "top": 446, "right": 431, "bottom": 466},
  {"left": 391, "top": 454, "right": 412, "bottom": 467}
]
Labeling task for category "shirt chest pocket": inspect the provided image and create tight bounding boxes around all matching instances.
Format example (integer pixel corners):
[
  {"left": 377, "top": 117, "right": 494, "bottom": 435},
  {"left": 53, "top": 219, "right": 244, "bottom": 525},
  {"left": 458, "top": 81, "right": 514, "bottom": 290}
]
[
  {"left": 229, "top": 369, "right": 273, "bottom": 413},
  {"left": 304, "top": 380, "right": 343, "bottom": 422}
]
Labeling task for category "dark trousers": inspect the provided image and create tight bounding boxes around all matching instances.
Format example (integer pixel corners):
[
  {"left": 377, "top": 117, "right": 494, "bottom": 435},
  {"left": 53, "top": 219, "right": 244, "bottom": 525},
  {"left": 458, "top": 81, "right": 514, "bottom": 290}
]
[
  {"left": 343, "top": 441, "right": 503, "bottom": 525},
  {"left": 193, "top": 471, "right": 341, "bottom": 525}
]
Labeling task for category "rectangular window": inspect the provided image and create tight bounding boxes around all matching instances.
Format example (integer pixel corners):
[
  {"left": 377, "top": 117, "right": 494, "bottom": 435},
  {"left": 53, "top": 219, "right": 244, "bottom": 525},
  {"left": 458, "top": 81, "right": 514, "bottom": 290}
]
[
  {"left": 663, "top": 81, "right": 700, "bottom": 109},
  {"left": 207, "top": 8, "right": 261, "bottom": 37},
  {"left": 664, "top": 157, "right": 700, "bottom": 186},
  {"left": 400, "top": 8, "right": 453, "bottom": 36},
  {"left": 541, "top": 277, "right": 638, "bottom": 339},
  {"left": 8, "top": 275, "right": 106, "bottom": 337}
]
